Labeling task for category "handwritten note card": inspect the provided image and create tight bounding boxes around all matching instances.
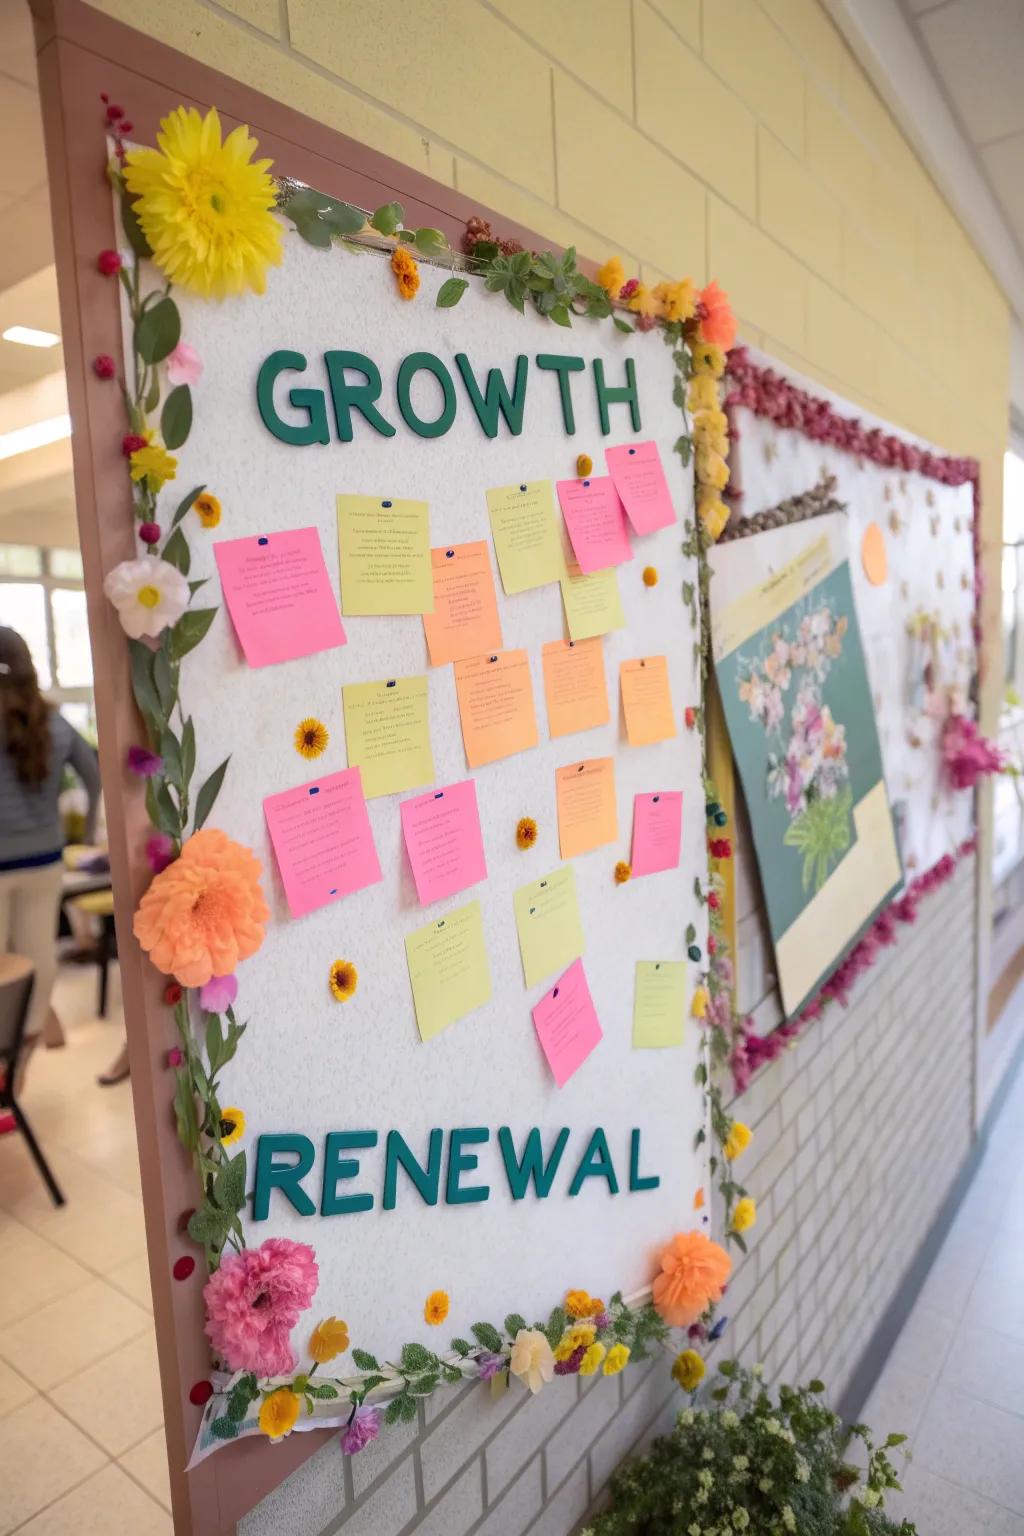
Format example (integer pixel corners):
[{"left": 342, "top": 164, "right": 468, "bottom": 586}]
[
  {"left": 542, "top": 638, "right": 610, "bottom": 739},
  {"left": 454, "top": 650, "right": 539, "bottom": 768},
  {"left": 513, "top": 865, "right": 584, "bottom": 988},
  {"left": 422, "top": 541, "right": 503, "bottom": 666},
  {"left": 560, "top": 558, "right": 626, "bottom": 643},
  {"left": 620, "top": 657, "right": 677, "bottom": 746},
  {"left": 405, "top": 900, "right": 492, "bottom": 1042},
  {"left": 556, "top": 476, "right": 633, "bottom": 573},
  {"left": 532, "top": 958, "right": 602, "bottom": 1086},
  {"left": 342, "top": 676, "right": 435, "bottom": 798},
  {"left": 555, "top": 758, "right": 617, "bottom": 859},
  {"left": 631, "top": 791, "right": 683, "bottom": 876},
  {"left": 336, "top": 495, "right": 432, "bottom": 616},
  {"left": 263, "top": 768, "right": 381, "bottom": 918},
  {"left": 400, "top": 779, "right": 487, "bottom": 906},
  {"left": 632, "top": 961, "right": 686, "bottom": 1049},
  {"left": 605, "top": 441, "right": 676, "bottom": 535},
  {"left": 214, "top": 528, "right": 346, "bottom": 668},
  {"left": 486, "top": 481, "right": 564, "bottom": 595}
]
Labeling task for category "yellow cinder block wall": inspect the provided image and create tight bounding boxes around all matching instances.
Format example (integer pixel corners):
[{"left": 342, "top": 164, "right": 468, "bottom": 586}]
[{"left": 85, "top": 0, "right": 1010, "bottom": 721}]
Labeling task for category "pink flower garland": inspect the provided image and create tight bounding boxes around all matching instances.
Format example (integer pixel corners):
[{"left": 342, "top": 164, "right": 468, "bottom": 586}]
[{"left": 721, "top": 349, "right": 983, "bottom": 1093}]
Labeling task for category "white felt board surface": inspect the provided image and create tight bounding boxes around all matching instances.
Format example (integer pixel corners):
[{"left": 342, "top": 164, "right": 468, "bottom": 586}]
[{"left": 148, "top": 240, "right": 708, "bottom": 1362}]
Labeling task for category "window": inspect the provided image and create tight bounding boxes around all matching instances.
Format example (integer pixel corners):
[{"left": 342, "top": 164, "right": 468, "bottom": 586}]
[
  {"left": 0, "top": 545, "right": 93, "bottom": 724},
  {"left": 1003, "top": 451, "right": 1024, "bottom": 691}
]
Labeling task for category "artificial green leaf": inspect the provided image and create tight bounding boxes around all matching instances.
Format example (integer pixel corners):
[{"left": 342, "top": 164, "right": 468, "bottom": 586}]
[
  {"left": 206, "top": 1013, "right": 224, "bottom": 1078},
  {"left": 289, "top": 207, "right": 333, "bottom": 249},
  {"left": 441, "top": 1362, "right": 462, "bottom": 1384},
  {"left": 543, "top": 1307, "right": 566, "bottom": 1350},
  {"left": 613, "top": 316, "right": 635, "bottom": 334},
  {"left": 450, "top": 1337, "right": 471, "bottom": 1357},
  {"left": 159, "top": 727, "right": 183, "bottom": 789},
  {"left": 399, "top": 1393, "right": 417, "bottom": 1422},
  {"left": 370, "top": 201, "right": 403, "bottom": 236},
  {"left": 470, "top": 1322, "right": 503, "bottom": 1353},
  {"left": 173, "top": 1074, "right": 200, "bottom": 1153},
  {"left": 410, "top": 1371, "right": 439, "bottom": 1398},
  {"left": 161, "top": 526, "right": 190, "bottom": 576},
  {"left": 885, "top": 1432, "right": 908, "bottom": 1446},
  {"left": 685, "top": 922, "right": 696, "bottom": 945},
  {"left": 143, "top": 372, "right": 160, "bottom": 415},
  {"left": 359, "top": 1374, "right": 386, "bottom": 1393},
  {"left": 144, "top": 775, "right": 179, "bottom": 838},
  {"left": 306, "top": 1382, "right": 340, "bottom": 1400},
  {"left": 470, "top": 240, "right": 499, "bottom": 263},
  {"left": 128, "top": 639, "right": 162, "bottom": 729},
  {"left": 436, "top": 277, "right": 469, "bottom": 309},
  {"left": 169, "top": 607, "right": 217, "bottom": 661},
  {"left": 214, "top": 1150, "right": 247, "bottom": 1215},
  {"left": 161, "top": 384, "right": 192, "bottom": 451},
  {"left": 413, "top": 226, "right": 446, "bottom": 257},
  {"left": 400, "top": 1342, "right": 433, "bottom": 1373},
  {"left": 152, "top": 642, "right": 175, "bottom": 719},
  {"left": 188, "top": 578, "right": 209, "bottom": 597},
  {"left": 135, "top": 297, "right": 181, "bottom": 365},
  {"left": 549, "top": 304, "right": 572, "bottom": 328},
  {"left": 180, "top": 716, "right": 196, "bottom": 786},
  {"left": 503, "top": 1313, "right": 527, "bottom": 1337},
  {"left": 319, "top": 200, "right": 366, "bottom": 236},
  {"left": 194, "top": 756, "right": 230, "bottom": 831},
  {"left": 209, "top": 1415, "right": 239, "bottom": 1440},
  {"left": 674, "top": 434, "right": 693, "bottom": 468},
  {"left": 351, "top": 1348, "right": 380, "bottom": 1372},
  {"left": 682, "top": 581, "right": 695, "bottom": 606},
  {"left": 384, "top": 1396, "right": 406, "bottom": 1426},
  {"left": 170, "top": 485, "right": 205, "bottom": 530},
  {"left": 118, "top": 185, "right": 152, "bottom": 259},
  {"left": 808, "top": 1380, "right": 825, "bottom": 1395}
]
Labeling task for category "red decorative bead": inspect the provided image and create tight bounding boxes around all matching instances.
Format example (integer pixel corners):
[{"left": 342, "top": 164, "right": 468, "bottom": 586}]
[
  {"left": 120, "top": 121, "right": 134, "bottom": 134},
  {"left": 164, "top": 981, "right": 183, "bottom": 1006},
  {"left": 166, "top": 1047, "right": 184, "bottom": 1069},
  {"left": 105, "top": 102, "right": 124, "bottom": 122},
  {"left": 139, "top": 522, "right": 161, "bottom": 545},
  {"left": 708, "top": 935, "right": 717, "bottom": 954},
  {"left": 123, "top": 432, "right": 148, "bottom": 456},
  {"left": 172, "top": 1255, "right": 195, "bottom": 1281},
  {"left": 96, "top": 249, "right": 122, "bottom": 276},
  {"left": 684, "top": 707, "right": 696, "bottom": 730},
  {"left": 707, "top": 892, "right": 720, "bottom": 911},
  {"left": 92, "top": 354, "right": 116, "bottom": 380},
  {"left": 189, "top": 1380, "right": 214, "bottom": 1406}
]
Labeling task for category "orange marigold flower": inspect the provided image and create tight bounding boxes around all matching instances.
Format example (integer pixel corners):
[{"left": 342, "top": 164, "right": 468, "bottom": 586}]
[
  {"left": 642, "top": 566, "right": 658, "bottom": 587},
  {"left": 391, "top": 245, "right": 420, "bottom": 302},
  {"left": 614, "top": 861, "right": 632, "bottom": 884},
  {"left": 596, "top": 256, "right": 625, "bottom": 298},
  {"left": 698, "top": 279, "right": 737, "bottom": 350},
  {"left": 652, "top": 1230, "right": 732, "bottom": 1327},
  {"left": 424, "top": 1289, "right": 449, "bottom": 1326},
  {"left": 516, "top": 817, "right": 538, "bottom": 849},
  {"left": 133, "top": 828, "right": 269, "bottom": 988},
  {"left": 565, "top": 1289, "right": 592, "bottom": 1318}
]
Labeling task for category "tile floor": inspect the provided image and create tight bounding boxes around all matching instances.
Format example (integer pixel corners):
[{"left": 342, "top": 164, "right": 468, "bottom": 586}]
[
  {"left": 1, "top": 959, "right": 1022, "bottom": 1534},
  {"left": 863, "top": 1058, "right": 1024, "bottom": 1534},
  {"left": 0, "top": 963, "right": 173, "bottom": 1535}
]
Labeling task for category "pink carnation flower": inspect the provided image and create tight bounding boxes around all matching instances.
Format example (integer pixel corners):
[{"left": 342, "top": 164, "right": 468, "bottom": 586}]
[
  {"left": 942, "top": 714, "right": 1004, "bottom": 791},
  {"left": 204, "top": 1237, "right": 318, "bottom": 1377}
]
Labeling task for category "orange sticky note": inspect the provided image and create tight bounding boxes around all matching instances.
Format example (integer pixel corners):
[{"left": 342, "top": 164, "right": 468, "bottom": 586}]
[
  {"left": 556, "top": 757, "right": 617, "bottom": 859},
  {"left": 422, "top": 542, "right": 503, "bottom": 666},
  {"left": 454, "top": 650, "right": 539, "bottom": 768},
  {"left": 620, "top": 657, "right": 677, "bottom": 746},
  {"left": 541, "top": 638, "right": 610, "bottom": 739}
]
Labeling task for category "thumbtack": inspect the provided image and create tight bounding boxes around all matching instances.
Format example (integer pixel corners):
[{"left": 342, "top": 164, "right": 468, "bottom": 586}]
[
  {"left": 437, "top": 919, "right": 445, "bottom": 928},
  {"left": 445, "top": 549, "right": 455, "bottom": 558},
  {"left": 577, "top": 764, "right": 585, "bottom": 773},
  {"left": 540, "top": 880, "right": 547, "bottom": 888},
  {"left": 329, "top": 888, "right": 337, "bottom": 896},
  {"left": 434, "top": 791, "right": 444, "bottom": 799},
  {"left": 628, "top": 447, "right": 636, "bottom": 455},
  {"left": 553, "top": 987, "right": 559, "bottom": 998},
  {"left": 520, "top": 484, "right": 527, "bottom": 492},
  {"left": 583, "top": 479, "right": 590, "bottom": 488},
  {"left": 257, "top": 536, "right": 269, "bottom": 546},
  {"left": 386, "top": 679, "right": 396, "bottom": 688},
  {"left": 488, "top": 655, "right": 498, "bottom": 663},
  {"left": 308, "top": 786, "right": 320, "bottom": 796},
  {"left": 653, "top": 794, "right": 660, "bottom": 803},
  {"left": 382, "top": 499, "right": 392, "bottom": 508}
]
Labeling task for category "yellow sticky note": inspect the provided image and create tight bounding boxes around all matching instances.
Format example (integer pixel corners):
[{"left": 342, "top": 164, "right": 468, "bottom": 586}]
[
  {"left": 342, "top": 675, "right": 435, "bottom": 798},
  {"left": 633, "top": 961, "right": 686, "bottom": 1048},
  {"left": 542, "top": 637, "right": 610, "bottom": 739},
  {"left": 454, "top": 650, "right": 539, "bottom": 768},
  {"left": 559, "top": 551, "right": 626, "bottom": 642},
  {"left": 513, "top": 865, "right": 584, "bottom": 987},
  {"left": 555, "top": 757, "right": 617, "bottom": 859},
  {"left": 620, "top": 656, "right": 677, "bottom": 746},
  {"left": 336, "top": 494, "right": 433, "bottom": 616},
  {"left": 405, "top": 900, "right": 492, "bottom": 1042},
  {"left": 486, "top": 480, "right": 564, "bottom": 595}
]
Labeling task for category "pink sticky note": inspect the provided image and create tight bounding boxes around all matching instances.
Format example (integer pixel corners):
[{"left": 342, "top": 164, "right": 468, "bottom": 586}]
[
  {"left": 556, "top": 476, "right": 633, "bottom": 574},
  {"left": 605, "top": 441, "right": 676, "bottom": 535},
  {"left": 631, "top": 791, "right": 683, "bottom": 877},
  {"left": 400, "top": 779, "right": 487, "bottom": 906},
  {"left": 531, "top": 957, "right": 602, "bottom": 1087},
  {"left": 263, "top": 767, "right": 381, "bottom": 918},
  {"left": 214, "top": 528, "right": 346, "bottom": 667}
]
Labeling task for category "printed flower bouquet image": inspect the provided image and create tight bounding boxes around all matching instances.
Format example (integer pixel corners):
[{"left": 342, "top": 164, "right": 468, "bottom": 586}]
[{"left": 739, "top": 607, "right": 853, "bottom": 892}]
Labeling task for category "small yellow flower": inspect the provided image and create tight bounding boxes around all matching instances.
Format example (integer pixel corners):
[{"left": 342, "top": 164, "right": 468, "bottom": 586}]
[
  {"left": 652, "top": 278, "right": 696, "bottom": 324},
  {"left": 219, "top": 1107, "right": 246, "bottom": 1145},
  {"left": 329, "top": 960, "right": 358, "bottom": 1002},
  {"left": 732, "top": 1197, "right": 757, "bottom": 1233},
  {"left": 627, "top": 283, "right": 663, "bottom": 320},
  {"left": 554, "top": 1338, "right": 577, "bottom": 1362},
  {"left": 194, "top": 492, "right": 221, "bottom": 529},
  {"left": 699, "top": 495, "right": 730, "bottom": 542},
  {"left": 392, "top": 245, "right": 420, "bottom": 302},
  {"left": 566, "top": 1323, "right": 596, "bottom": 1351},
  {"left": 295, "top": 717, "right": 329, "bottom": 759},
  {"left": 565, "top": 1288, "right": 592, "bottom": 1318},
  {"left": 259, "top": 1387, "right": 300, "bottom": 1441},
  {"left": 576, "top": 454, "right": 593, "bottom": 477},
  {"left": 596, "top": 256, "right": 625, "bottom": 298},
  {"left": 309, "top": 1316, "right": 349, "bottom": 1364},
  {"left": 603, "top": 1343, "right": 630, "bottom": 1376},
  {"left": 688, "top": 375, "right": 720, "bottom": 414},
  {"left": 693, "top": 409, "right": 729, "bottom": 456},
  {"left": 642, "top": 566, "right": 659, "bottom": 588},
  {"left": 424, "top": 1289, "right": 449, "bottom": 1326},
  {"left": 691, "top": 340, "right": 725, "bottom": 377},
  {"left": 723, "top": 1122, "right": 752, "bottom": 1162},
  {"left": 614, "top": 861, "right": 632, "bottom": 885},
  {"left": 579, "top": 1342, "right": 606, "bottom": 1376},
  {"left": 691, "top": 986, "right": 709, "bottom": 1019},
  {"left": 695, "top": 444, "right": 730, "bottom": 491},
  {"left": 129, "top": 442, "right": 177, "bottom": 493},
  {"left": 672, "top": 1349, "right": 706, "bottom": 1392},
  {"left": 516, "top": 817, "right": 538, "bottom": 849}
]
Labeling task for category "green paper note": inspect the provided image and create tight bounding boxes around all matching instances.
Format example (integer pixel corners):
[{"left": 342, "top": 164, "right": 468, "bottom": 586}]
[
  {"left": 405, "top": 900, "right": 492, "bottom": 1042},
  {"left": 486, "top": 480, "right": 564, "bottom": 595},
  {"left": 336, "top": 493, "right": 433, "bottom": 615},
  {"left": 632, "top": 961, "right": 686, "bottom": 1048},
  {"left": 342, "top": 675, "right": 435, "bottom": 798},
  {"left": 513, "top": 865, "right": 585, "bottom": 988}
]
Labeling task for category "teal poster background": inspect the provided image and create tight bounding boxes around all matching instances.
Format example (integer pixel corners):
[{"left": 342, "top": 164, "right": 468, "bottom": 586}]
[{"left": 716, "top": 560, "right": 889, "bottom": 943}]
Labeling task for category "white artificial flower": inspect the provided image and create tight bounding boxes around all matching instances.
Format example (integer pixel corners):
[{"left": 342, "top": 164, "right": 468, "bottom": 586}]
[
  {"left": 103, "top": 555, "right": 190, "bottom": 639},
  {"left": 508, "top": 1328, "right": 554, "bottom": 1395}
]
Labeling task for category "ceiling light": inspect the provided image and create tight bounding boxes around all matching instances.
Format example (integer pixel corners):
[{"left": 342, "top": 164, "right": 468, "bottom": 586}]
[
  {"left": 0, "top": 414, "right": 71, "bottom": 462},
  {"left": 2, "top": 325, "right": 61, "bottom": 349}
]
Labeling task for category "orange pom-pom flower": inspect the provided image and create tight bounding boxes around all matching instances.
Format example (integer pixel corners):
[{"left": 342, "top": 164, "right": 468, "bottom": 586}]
[
  {"left": 651, "top": 1230, "right": 732, "bottom": 1327},
  {"left": 698, "top": 280, "right": 737, "bottom": 351}
]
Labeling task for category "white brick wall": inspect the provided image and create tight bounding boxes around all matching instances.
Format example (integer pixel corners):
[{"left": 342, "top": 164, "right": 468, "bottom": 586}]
[{"left": 238, "top": 860, "right": 977, "bottom": 1536}]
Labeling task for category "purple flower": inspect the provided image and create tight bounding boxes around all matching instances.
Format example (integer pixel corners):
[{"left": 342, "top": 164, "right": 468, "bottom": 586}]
[
  {"left": 128, "top": 744, "right": 163, "bottom": 777},
  {"left": 199, "top": 973, "right": 238, "bottom": 1013},
  {"left": 593, "top": 1312, "right": 611, "bottom": 1331},
  {"left": 341, "top": 1404, "right": 382, "bottom": 1455},
  {"left": 145, "top": 833, "right": 175, "bottom": 873},
  {"left": 708, "top": 1316, "right": 729, "bottom": 1342},
  {"left": 475, "top": 1351, "right": 505, "bottom": 1381},
  {"left": 553, "top": 1346, "right": 586, "bottom": 1376}
]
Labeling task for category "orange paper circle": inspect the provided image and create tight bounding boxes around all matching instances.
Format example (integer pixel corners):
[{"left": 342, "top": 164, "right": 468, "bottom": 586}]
[{"left": 861, "top": 522, "right": 888, "bottom": 585}]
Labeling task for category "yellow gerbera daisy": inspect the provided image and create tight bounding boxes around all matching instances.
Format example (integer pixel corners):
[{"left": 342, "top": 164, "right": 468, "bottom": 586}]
[
  {"left": 124, "top": 106, "right": 283, "bottom": 299},
  {"left": 129, "top": 443, "right": 177, "bottom": 493},
  {"left": 259, "top": 1387, "right": 300, "bottom": 1441},
  {"left": 424, "top": 1289, "right": 449, "bottom": 1326},
  {"left": 219, "top": 1106, "right": 246, "bottom": 1144},
  {"left": 194, "top": 492, "right": 222, "bottom": 529},
  {"left": 295, "top": 717, "right": 329, "bottom": 759},
  {"left": 329, "top": 960, "right": 358, "bottom": 1002}
]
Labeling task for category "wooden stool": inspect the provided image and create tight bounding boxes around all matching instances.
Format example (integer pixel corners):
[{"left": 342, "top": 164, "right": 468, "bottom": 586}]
[{"left": 68, "top": 889, "right": 118, "bottom": 1017}]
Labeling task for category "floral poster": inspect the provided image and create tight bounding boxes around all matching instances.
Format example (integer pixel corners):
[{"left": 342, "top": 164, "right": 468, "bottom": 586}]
[{"left": 712, "top": 533, "right": 902, "bottom": 1018}]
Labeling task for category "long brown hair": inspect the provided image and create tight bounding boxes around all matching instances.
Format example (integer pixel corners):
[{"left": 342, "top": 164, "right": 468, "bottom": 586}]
[{"left": 0, "top": 627, "right": 51, "bottom": 787}]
